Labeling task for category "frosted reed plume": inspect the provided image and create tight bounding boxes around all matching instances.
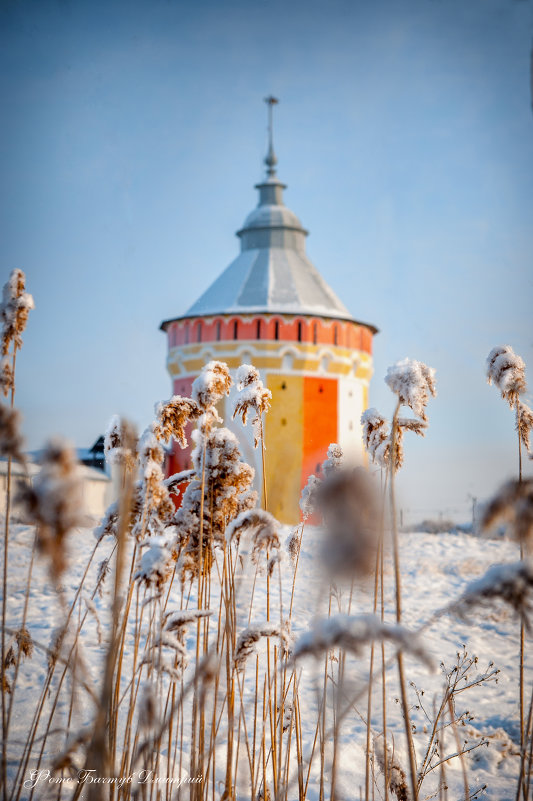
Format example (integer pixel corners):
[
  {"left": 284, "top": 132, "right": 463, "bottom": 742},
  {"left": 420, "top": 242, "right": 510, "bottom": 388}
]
[
  {"left": 104, "top": 414, "right": 137, "bottom": 470},
  {"left": 0, "top": 358, "right": 13, "bottom": 398},
  {"left": 175, "top": 426, "right": 256, "bottom": 577},
  {"left": 234, "top": 623, "right": 279, "bottom": 670},
  {"left": 18, "top": 438, "right": 85, "bottom": 577},
  {"left": 233, "top": 364, "right": 272, "bottom": 447},
  {"left": 154, "top": 395, "right": 201, "bottom": 447},
  {"left": 487, "top": 345, "right": 527, "bottom": 407},
  {"left": 373, "top": 734, "right": 410, "bottom": 801},
  {"left": 480, "top": 478, "right": 533, "bottom": 550},
  {"left": 292, "top": 613, "right": 432, "bottom": 669},
  {"left": 299, "top": 474, "right": 321, "bottom": 519},
  {"left": 385, "top": 358, "right": 437, "bottom": 421},
  {"left": 516, "top": 401, "right": 533, "bottom": 454},
  {"left": 0, "top": 268, "right": 34, "bottom": 356},
  {"left": 0, "top": 405, "right": 24, "bottom": 463},
  {"left": 451, "top": 560, "right": 533, "bottom": 631},
  {"left": 226, "top": 508, "right": 280, "bottom": 563},
  {"left": 191, "top": 359, "right": 232, "bottom": 424},
  {"left": 135, "top": 536, "right": 175, "bottom": 589},
  {"left": 362, "top": 408, "right": 427, "bottom": 471},
  {"left": 299, "top": 443, "right": 344, "bottom": 519}
]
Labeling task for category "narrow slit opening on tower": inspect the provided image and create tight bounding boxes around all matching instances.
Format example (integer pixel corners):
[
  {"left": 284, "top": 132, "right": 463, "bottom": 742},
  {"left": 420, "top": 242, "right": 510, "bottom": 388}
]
[
  {"left": 274, "top": 320, "right": 279, "bottom": 340},
  {"left": 297, "top": 321, "right": 302, "bottom": 342},
  {"left": 256, "top": 319, "right": 261, "bottom": 339},
  {"left": 233, "top": 320, "right": 238, "bottom": 340}
]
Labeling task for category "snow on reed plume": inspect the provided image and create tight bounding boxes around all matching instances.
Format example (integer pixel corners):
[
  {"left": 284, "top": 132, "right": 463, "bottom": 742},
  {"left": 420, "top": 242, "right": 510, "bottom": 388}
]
[
  {"left": 0, "top": 269, "right": 34, "bottom": 357},
  {"left": 487, "top": 345, "right": 527, "bottom": 407},
  {"left": 135, "top": 536, "right": 175, "bottom": 589},
  {"left": 135, "top": 426, "right": 174, "bottom": 539},
  {"left": 373, "top": 734, "right": 410, "bottom": 801},
  {"left": 234, "top": 623, "right": 279, "bottom": 671},
  {"left": 233, "top": 364, "right": 272, "bottom": 447},
  {"left": 162, "top": 610, "right": 212, "bottom": 674},
  {"left": 104, "top": 414, "right": 137, "bottom": 470},
  {"left": 450, "top": 560, "right": 533, "bottom": 631},
  {"left": 292, "top": 613, "right": 433, "bottom": 669},
  {"left": 299, "top": 443, "right": 344, "bottom": 519},
  {"left": 226, "top": 507, "right": 280, "bottom": 560},
  {"left": 480, "top": 478, "right": 533, "bottom": 549},
  {"left": 517, "top": 401, "right": 533, "bottom": 454},
  {"left": 385, "top": 358, "right": 437, "bottom": 421},
  {"left": 18, "top": 438, "right": 85, "bottom": 576},
  {"left": 153, "top": 395, "right": 201, "bottom": 447},
  {"left": 175, "top": 426, "right": 256, "bottom": 577},
  {"left": 0, "top": 405, "right": 24, "bottom": 463},
  {"left": 361, "top": 408, "right": 427, "bottom": 471},
  {"left": 191, "top": 359, "right": 232, "bottom": 430}
]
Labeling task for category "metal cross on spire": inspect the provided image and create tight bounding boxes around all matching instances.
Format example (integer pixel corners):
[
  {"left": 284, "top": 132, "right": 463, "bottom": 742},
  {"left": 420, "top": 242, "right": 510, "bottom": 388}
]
[{"left": 263, "top": 95, "right": 279, "bottom": 177}]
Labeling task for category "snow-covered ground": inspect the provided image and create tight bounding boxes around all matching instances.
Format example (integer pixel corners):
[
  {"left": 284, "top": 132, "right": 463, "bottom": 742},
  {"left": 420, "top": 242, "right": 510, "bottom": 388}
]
[{"left": 3, "top": 522, "right": 529, "bottom": 800}]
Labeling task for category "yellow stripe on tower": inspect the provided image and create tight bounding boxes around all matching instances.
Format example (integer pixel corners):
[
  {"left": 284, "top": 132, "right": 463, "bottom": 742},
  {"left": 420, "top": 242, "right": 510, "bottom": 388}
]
[{"left": 264, "top": 374, "right": 304, "bottom": 522}]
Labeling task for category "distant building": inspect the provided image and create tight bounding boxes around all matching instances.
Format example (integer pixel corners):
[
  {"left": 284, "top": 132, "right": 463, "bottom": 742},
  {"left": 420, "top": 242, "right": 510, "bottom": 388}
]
[{"left": 160, "top": 102, "right": 377, "bottom": 523}]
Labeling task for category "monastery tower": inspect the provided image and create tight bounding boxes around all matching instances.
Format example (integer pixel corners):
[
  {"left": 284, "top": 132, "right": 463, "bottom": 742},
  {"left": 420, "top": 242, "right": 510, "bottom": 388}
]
[{"left": 160, "top": 99, "right": 378, "bottom": 523}]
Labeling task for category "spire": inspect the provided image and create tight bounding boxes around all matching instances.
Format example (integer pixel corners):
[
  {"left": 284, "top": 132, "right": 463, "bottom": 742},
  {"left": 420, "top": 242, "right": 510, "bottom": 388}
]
[{"left": 264, "top": 95, "right": 279, "bottom": 177}]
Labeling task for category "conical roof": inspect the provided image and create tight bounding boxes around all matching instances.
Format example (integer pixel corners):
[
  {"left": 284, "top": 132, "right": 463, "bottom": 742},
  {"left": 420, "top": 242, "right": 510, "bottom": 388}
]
[
  {"left": 184, "top": 169, "right": 355, "bottom": 321},
  {"left": 164, "top": 104, "right": 376, "bottom": 330}
]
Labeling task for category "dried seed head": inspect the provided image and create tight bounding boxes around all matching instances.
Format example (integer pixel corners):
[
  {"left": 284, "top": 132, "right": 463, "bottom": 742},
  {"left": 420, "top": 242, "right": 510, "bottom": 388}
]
[
  {"left": 362, "top": 409, "right": 427, "bottom": 472},
  {"left": 361, "top": 408, "right": 391, "bottom": 468},
  {"left": 234, "top": 623, "right": 279, "bottom": 671},
  {"left": 315, "top": 467, "right": 380, "bottom": 579},
  {"left": 452, "top": 560, "right": 533, "bottom": 631},
  {"left": 226, "top": 508, "right": 280, "bottom": 562},
  {"left": 16, "top": 627, "right": 33, "bottom": 659},
  {"left": 322, "top": 443, "right": 343, "bottom": 476},
  {"left": 487, "top": 345, "right": 527, "bottom": 407},
  {"left": 517, "top": 401, "right": 533, "bottom": 453},
  {"left": 233, "top": 363, "right": 272, "bottom": 447},
  {"left": 135, "top": 537, "right": 174, "bottom": 590},
  {"left": 104, "top": 415, "right": 137, "bottom": 470},
  {"left": 0, "top": 404, "right": 24, "bottom": 463},
  {"left": 0, "top": 357, "right": 14, "bottom": 398},
  {"left": 18, "top": 438, "right": 85, "bottom": 577},
  {"left": 192, "top": 360, "right": 232, "bottom": 412},
  {"left": 373, "top": 735, "right": 409, "bottom": 801},
  {"left": 385, "top": 358, "right": 437, "bottom": 421},
  {"left": 0, "top": 269, "right": 34, "bottom": 356},
  {"left": 154, "top": 395, "right": 201, "bottom": 447},
  {"left": 299, "top": 474, "right": 321, "bottom": 519},
  {"left": 293, "top": 613, "right": 432, "bottom": 669},
  {"left": 480, "top": 479, "right": 533, "bottom": 549},
  {"left": 286, "top": 528, "right": 302, "bottom": 565}
]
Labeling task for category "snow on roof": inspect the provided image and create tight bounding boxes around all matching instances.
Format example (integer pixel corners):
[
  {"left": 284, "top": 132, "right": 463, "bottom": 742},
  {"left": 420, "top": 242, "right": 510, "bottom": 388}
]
[{"left": 161, "top": 156, "right": 377, "bottom": 331}]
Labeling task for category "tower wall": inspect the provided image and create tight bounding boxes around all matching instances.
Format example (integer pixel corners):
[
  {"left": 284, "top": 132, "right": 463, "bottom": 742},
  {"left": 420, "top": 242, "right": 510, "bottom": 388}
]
[{"left": 165, "top": 312, "right": 373, "bottom": 523}]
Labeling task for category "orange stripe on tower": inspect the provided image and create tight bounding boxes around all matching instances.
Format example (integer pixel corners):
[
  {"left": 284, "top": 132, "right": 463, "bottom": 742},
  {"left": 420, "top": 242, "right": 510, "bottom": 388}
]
[{"left": 301, "top": 376, "right": 338, "bottom": 490}]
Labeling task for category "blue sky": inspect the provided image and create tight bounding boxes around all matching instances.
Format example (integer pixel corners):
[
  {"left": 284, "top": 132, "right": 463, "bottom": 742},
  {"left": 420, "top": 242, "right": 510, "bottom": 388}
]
[{"left": 1, "top": 0, "right": 532, "bottom": 522}]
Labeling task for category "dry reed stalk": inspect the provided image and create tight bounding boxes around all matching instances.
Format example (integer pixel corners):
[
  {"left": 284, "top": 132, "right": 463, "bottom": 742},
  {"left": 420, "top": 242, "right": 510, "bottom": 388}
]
[
  {"left": 389, "top": 401, "right": 419, "bottom": 801},
  {"left": 12, "top": 538, "right": 109, "bottom": 801}
]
